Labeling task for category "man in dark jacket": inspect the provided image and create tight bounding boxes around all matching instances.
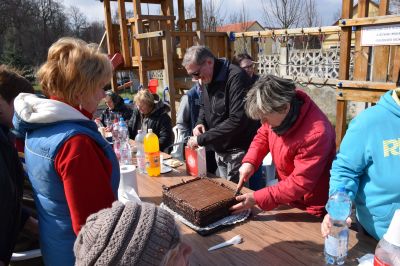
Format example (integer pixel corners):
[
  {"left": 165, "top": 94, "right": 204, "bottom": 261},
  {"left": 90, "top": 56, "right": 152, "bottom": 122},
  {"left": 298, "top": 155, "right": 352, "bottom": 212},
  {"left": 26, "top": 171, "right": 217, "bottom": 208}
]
[{"left": 183, "top": 46, "right": 259, "bottom": 183}]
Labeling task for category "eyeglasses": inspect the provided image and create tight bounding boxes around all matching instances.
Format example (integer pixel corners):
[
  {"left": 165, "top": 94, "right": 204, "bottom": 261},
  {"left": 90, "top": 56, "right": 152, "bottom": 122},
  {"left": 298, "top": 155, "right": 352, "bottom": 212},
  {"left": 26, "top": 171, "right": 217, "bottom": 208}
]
[
  {"left": 242, "top": 63, "right": 254, "bottom": 70},
  {"left": 189, "top": 64, "right": 204, "bottom": 78}
]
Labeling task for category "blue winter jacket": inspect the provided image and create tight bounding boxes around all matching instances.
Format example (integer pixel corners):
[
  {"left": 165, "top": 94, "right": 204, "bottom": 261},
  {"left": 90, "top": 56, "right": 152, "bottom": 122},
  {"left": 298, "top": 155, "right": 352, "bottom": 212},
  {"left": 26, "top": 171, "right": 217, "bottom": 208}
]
[
  {"left": 330, "top": 90, "right": 400, "bottom": 240},
  {"left": 14, "top": 116, "right": 120, "bottom": 265}
]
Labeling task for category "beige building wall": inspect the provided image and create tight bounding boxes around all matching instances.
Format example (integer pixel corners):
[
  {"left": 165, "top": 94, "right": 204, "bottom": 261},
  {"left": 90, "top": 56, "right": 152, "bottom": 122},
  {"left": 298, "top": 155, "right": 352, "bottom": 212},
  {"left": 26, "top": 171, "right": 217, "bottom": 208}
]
[{"left": 322, "top": 2, "right": 379, "bottom": 49}]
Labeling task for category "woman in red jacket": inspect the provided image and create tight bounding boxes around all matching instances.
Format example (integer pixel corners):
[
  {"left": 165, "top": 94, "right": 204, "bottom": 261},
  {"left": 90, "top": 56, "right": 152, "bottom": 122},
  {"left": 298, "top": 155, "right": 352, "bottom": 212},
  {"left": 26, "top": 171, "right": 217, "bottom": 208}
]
[{"left": 231, "top": 75, "right": 336, "bottom": 217}]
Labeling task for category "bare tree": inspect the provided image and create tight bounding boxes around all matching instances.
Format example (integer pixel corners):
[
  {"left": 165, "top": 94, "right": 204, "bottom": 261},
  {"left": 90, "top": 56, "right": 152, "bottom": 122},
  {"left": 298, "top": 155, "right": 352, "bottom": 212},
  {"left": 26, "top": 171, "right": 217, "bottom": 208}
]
[
  {"left": 184, "top": 2, "right": 196, "bottom": 20},
  {"left": 68, "top": 6, "right": 88, "bottom": 37},
  {"left": 303, "top": 0, "right": 321, "bottom": 27},
  {"left": 203, "top": 0, "right": 226, "bottom": 32},
  {"left": 260, "top": 0, "right": 303, "bottom": 29},
  {"left": 390, "top": 0, "right": 400, "bottom": 14},
  {"left": 227, "top": 0, "right": 249, "bottom": 28}
]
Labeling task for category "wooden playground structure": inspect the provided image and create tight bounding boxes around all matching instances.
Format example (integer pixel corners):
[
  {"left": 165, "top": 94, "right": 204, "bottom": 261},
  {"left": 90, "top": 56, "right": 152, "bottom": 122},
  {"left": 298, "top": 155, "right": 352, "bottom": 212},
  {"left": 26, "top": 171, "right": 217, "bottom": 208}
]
[
  {"left": 101, "top": 0, "right": 232, "bottom": 124},
  {"left": 101, "top": 0, "right": 400, "bottom": 147}
]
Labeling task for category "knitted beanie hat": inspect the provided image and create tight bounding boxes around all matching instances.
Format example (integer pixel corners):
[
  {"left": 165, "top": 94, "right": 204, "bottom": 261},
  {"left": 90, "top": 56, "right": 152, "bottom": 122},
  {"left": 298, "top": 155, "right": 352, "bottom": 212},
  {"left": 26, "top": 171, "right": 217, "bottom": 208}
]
[{"left": 74, "top": 201, "right": 180, "bottom": 266}]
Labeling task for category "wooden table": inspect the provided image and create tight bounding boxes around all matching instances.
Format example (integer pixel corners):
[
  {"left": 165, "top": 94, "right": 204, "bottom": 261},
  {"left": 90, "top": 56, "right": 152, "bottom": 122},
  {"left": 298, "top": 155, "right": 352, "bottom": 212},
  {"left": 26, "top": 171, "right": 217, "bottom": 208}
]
[{"left": 132, "top": 156, "right": 377, "bottom": 265}]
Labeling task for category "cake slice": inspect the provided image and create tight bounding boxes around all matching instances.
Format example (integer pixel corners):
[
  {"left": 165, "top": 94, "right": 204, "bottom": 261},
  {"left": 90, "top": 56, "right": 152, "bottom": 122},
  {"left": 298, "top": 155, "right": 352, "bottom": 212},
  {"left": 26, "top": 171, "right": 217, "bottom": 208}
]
[{"left": 162, "top": 178, "right": 238, "bottom": 227}]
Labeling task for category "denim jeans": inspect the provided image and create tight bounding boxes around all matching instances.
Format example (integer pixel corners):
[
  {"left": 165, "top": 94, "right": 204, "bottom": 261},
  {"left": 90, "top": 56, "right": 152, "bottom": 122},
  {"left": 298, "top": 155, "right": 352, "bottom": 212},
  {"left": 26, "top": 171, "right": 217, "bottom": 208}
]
[{"left": 215, "top": 149, "right": 246, "bottom": 184}]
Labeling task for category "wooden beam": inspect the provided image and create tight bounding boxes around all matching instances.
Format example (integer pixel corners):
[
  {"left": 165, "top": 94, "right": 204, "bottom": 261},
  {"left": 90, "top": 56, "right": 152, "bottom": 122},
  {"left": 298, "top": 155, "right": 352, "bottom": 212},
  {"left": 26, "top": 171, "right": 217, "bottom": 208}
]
[
  {"left": 335, "top": 0, "right": 353, "bottom": 149},
  {"left": 195, "top": 0, "right": 203, "bottom": 31},
  {"left": 389, "top": 46, "right": 400, "bottom": 83},
  {"left": 336, "top": 88, "right": 389, "bottom": 102},
  {"left": 118, "top": 0, "right": 131, "bottom": 67},
  {"left": 372, "top": 46, "right": 390, "bottom": 82},
  {"left": 103, "top": 0, "right": 118, "bottom": 91},
  {"left": 162, "top": 31, "right": 177, "bottom": 125},
  {"left": 171, "top": 32, "right": 197, "bottom": 37},
  {"left": 233, "top": 26, "right": 341, "bottom": 38},
  {"left": 177, "top": 0, "right": 185, "bottom": 31},
  {"left": 103, "top": 0, "right": 114, "bottom": 55},
  {"left": 134, "top": 31, "right": 164, "bottom": 39},
  {"left": 353, "top": 0, "right": 369, "bottom": 81},
  {"left": 370, "top": 0, "right": 391, "bottom": 82},
  {"left": 161, "top": 0, "right": 174, "bottom": 30},
  {"left": 337, "top": 80, "right": 397, "bottom": 90},
  {"left": 378, "top": 0, "right": 389, "bottom": 16},
  {"left": 128, "top": 15, "right": 176, "bottom": 22},
  {"left": 339, "top": 15, "right": 400, "bottom": 27}
]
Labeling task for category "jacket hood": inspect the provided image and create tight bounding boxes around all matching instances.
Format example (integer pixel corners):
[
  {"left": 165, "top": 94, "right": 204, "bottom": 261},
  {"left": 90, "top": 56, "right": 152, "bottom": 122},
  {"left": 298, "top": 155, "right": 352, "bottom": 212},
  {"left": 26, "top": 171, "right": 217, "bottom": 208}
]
[
  {"left": 377, "top": 90, "right": 400, "bottom": 118},
  {"left": 13, "top": 93, "right": 89, "bottom": 137},
  {"left": 149, "top": 100, "right": 170, "bottom": 117}
]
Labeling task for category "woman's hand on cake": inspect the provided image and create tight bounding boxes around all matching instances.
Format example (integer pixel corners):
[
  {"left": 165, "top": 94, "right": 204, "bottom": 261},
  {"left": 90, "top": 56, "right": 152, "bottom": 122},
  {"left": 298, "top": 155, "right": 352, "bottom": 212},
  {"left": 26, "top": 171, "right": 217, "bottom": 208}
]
[
  {"left": 230, "top": 193, "right": 256, "bottom": 214},
  {"left": 236, "top": 163, "right": 255, "bottom": 194}
]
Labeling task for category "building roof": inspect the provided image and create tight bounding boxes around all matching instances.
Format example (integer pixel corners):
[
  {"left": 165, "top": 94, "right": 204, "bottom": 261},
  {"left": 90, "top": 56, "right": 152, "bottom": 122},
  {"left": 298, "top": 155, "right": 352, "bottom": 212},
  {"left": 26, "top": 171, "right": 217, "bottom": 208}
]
[
  {"left": 331, "top": 0, "right": 380, "bottom": 25},
  {"left": 216, "top": 21, "right": 262, "bottom": 32}
]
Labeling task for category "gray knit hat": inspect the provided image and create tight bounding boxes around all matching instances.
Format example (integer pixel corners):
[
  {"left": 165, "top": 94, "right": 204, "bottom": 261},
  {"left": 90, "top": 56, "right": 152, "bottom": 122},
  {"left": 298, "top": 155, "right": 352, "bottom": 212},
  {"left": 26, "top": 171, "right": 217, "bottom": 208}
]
[{"left": 74, "top": 201, "right": 180, "bottom": 266}]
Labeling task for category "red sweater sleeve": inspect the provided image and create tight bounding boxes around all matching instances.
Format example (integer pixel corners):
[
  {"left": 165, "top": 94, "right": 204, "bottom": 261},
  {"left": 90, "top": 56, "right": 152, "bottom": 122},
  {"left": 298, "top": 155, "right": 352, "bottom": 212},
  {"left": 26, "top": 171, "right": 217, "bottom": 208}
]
[
  {"left": 242, "top": 125, "right": 270, "bottom": 168},
  {"left": 254, "top": 132, "right": 332, "bottom": 211},
  {"left": 55, "top": 134, "right": 115, "bottom": 235}
]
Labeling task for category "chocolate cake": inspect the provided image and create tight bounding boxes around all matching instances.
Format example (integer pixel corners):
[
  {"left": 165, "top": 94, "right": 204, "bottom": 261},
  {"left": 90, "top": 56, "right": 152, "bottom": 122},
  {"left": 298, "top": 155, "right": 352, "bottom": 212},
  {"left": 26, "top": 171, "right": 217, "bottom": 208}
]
[{"left": 162, "top": 178, "right": 238, "bottom": 227}]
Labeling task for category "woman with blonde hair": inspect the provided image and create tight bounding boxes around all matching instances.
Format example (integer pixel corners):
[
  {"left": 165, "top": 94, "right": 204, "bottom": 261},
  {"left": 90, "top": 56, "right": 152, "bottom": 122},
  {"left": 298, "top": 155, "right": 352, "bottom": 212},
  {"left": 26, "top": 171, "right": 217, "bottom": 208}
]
[
  {"left": 13, "top": 37, "right": 120, "bottom": 265},
  {"left": 127, "top": 89, "right": 173, "bottom": 152}
]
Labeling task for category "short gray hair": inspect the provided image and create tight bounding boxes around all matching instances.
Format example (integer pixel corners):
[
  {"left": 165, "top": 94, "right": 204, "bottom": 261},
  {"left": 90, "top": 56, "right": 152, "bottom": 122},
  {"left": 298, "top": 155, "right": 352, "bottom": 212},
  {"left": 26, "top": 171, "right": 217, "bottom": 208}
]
[
  {"left": 245, "top": 75, "right": 296, "bottom": 120},
  {"left": 182, "top": 46, "right": 215, "bottom": 67}
]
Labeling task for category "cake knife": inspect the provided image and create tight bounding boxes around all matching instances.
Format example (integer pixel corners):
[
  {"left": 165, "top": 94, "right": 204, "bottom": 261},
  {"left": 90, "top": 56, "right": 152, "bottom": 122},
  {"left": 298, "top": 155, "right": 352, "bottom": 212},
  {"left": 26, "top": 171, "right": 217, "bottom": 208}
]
[{"left": 208, "top": 235, "right": 243, "bottom": 251}]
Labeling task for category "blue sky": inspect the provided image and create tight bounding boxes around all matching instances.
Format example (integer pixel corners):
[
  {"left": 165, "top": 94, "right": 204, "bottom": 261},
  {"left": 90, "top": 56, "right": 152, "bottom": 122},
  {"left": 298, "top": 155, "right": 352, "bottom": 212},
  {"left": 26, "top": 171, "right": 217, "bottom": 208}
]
[{"left": 61, "top": 0, "right": 343, "bottom": 27}]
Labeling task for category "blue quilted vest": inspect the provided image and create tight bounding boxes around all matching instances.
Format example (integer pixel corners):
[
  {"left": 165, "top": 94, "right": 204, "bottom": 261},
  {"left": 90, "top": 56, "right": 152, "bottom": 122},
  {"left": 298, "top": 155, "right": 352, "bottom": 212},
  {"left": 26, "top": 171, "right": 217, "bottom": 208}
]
[{"left": 24, "top": 120, "right": 120, "bottom": 266}]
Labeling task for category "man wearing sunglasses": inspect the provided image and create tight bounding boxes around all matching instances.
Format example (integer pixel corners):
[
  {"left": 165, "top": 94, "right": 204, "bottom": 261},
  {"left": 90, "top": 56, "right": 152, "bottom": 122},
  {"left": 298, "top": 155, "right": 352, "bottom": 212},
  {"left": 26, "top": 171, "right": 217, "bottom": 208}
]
[{"left": 182, "top": 46, "right": 259, "bottom": 183}]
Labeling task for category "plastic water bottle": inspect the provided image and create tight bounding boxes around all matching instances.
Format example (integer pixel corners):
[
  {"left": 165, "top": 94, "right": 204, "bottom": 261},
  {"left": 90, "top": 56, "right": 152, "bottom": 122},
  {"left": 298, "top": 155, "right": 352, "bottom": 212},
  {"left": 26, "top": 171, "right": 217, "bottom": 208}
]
[
  {"left": 374, "top": 209, "right": 400, "bottom": 266},
  {"left": 118, "top": 118, "right": 129, "bottom": 143},
  {"left": 118, "top": 118, "right": 131, "bottom": 165},
  {"left": 324, "top": 187, "right": 352, "bottom": 265},
  {"left": 135, "top": 129, "right": 146, "bottom": 173},
  {"left": 112, "top": 118, "right": 120, "bottom": 160},
  {"left": 144, "top": 129, "right": 160, "bottom": 176}
]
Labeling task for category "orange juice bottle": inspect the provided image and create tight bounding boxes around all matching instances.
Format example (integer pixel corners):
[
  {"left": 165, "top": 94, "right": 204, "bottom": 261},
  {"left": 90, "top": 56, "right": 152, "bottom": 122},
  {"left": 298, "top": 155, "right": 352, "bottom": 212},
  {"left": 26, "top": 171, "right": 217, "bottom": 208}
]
[{"left": 144, "top": 129, "right": 160, "bottom": 176}]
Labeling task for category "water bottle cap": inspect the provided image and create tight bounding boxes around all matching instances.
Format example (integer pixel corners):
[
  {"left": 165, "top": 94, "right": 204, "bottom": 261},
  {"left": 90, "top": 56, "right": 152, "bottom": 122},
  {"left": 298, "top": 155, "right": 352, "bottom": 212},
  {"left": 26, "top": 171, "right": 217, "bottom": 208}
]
[
  {"left": 138, "top": 129, "right": 142, "bottom": 133},
  {"left": 148, "top": 129, "right": 153, "bottom": 133},
  {"left": 383, "top": 209, "right": 400, "bottom": 247},
  {"left": 119, "top": 117, "right": 124, "bottom": 121}
]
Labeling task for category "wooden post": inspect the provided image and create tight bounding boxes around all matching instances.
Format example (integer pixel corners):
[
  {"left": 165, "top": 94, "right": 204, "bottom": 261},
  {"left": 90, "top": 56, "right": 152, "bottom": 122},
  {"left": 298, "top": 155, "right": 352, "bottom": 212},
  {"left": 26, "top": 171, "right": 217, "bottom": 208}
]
[
  {"left": 177, "top": 0, "right": 185, "bottom": 31},
  {"left": 371, "top": 0, "right": 390, "bottom": 82},
  {"left": 250, "top": 37, "right": 258, "bottom": 63},
  {"left": 353, "top": 0, "right": 369, "bottom": 81},
  {"left": 161, "top": 0, "right": 174, "bottom": 31},
  {"left": 162, "top": 31, "right": 177, "bottom": 125},
  {"left": 389, "top": 46, "right": 400, "bottom": 83},
  {"left": 118, "top": 0, "right": 131, "bottom": 67},
  {"left": 335, "top": 0, "right": 353, "bottom": 149},
  {"left": 132, "top": 0, "right": 146, "bottom": 87},
  {"left": 103, "top": 0, "right": 117, "bottom": 91},
  {"left": 195, "top": 0, "right": 203, "bottom": 31}
]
